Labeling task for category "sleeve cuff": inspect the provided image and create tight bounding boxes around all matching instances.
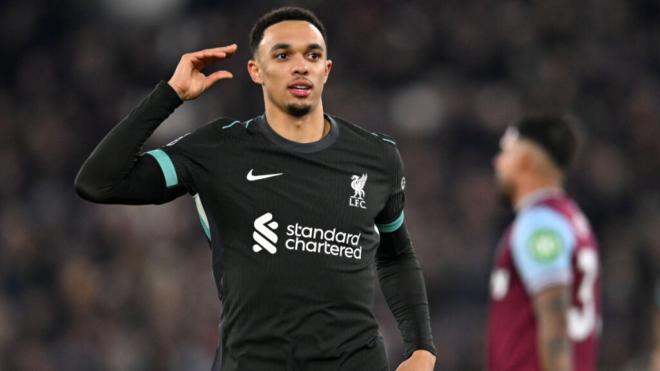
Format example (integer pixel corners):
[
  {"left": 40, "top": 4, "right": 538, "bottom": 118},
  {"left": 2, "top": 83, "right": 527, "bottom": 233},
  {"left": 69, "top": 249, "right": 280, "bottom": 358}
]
[
  {"left": 525, "top": 270, "right": 572, "bottom": 294},
  {"left": 154, "top": 80, "right": 184, "bottom": 107}
]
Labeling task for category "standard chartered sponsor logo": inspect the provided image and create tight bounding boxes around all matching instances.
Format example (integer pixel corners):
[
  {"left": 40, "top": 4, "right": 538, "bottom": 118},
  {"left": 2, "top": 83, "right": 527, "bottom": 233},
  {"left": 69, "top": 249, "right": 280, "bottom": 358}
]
[
  {"left": 285, "top": 223, "right": 363, "bottom": 260},
  {"left": 252, "top": 213, "right": 363, "bottom": 260},
  {"left": 252, "top": 213, "right": 278, "bottom": 254}
]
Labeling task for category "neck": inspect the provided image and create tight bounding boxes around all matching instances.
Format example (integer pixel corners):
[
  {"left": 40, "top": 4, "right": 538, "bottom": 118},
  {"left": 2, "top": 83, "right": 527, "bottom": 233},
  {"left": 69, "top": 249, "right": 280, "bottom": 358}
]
[
  {"left": 512, "top": 175, "right": 563, "bottom": 210},
  {"left": 263, "top": 99, "right": 327, "bottom": 143}
]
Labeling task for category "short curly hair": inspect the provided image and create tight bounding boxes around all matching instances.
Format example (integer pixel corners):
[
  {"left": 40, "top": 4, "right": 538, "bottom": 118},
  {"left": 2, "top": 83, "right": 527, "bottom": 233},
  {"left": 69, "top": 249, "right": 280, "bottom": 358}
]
[{"left": 249, "top": 7, "right": 328, "bottom": 55}]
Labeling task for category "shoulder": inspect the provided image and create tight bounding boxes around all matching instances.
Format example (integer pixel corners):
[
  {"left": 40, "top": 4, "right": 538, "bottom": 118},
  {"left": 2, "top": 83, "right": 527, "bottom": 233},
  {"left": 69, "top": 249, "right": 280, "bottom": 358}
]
[
  {"left": 512, "top": 205, "right": 576, "bottom": 261},
  {"left": 167, "top": 116, "right": 254, "bottom": 147},
  {"left": 332, "top": 115, "right": 404, "bottom": 175},
  {"left": 331, "top": 115, "right": 395, "bottom": 145},
  {"left": 331, "top": 114, "right": 400, "bottom": 155},
  {"left": 201, "top": 116, "right": 256, "bottom": 137}
]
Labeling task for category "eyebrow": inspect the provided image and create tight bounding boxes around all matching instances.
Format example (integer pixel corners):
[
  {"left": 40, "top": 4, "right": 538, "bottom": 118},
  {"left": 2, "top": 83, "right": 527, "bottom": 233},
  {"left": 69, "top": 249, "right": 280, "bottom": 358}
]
[
  {"left": 269, "top": 43, "right": 325, "bottom": 52},
  {"left": 308, "top": 43, "right": 324, "bottom": 51}
]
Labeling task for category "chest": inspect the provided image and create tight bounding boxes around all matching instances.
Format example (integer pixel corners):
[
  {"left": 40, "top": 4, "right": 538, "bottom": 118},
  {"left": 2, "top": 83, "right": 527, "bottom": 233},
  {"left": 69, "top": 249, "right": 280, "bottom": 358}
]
[{"left": 195, "top": 143, "right": 391, "bottom": 242}]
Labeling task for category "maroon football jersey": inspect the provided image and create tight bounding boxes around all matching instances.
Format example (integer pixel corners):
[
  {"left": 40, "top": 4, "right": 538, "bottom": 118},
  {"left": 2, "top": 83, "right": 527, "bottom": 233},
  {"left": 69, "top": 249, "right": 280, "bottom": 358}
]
[{"left": 487, "top": 190, "right": 600, "bottom": 370}]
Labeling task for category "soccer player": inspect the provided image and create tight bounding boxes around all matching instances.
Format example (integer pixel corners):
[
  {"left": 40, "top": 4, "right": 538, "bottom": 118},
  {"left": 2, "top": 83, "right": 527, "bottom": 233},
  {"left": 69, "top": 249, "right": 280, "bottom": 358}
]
[
  {"left": 75, "top": 6, "right": 436, "bottom": 371},
  {"left": 488, "top": 116, "right": 600, "bottom": 371}
]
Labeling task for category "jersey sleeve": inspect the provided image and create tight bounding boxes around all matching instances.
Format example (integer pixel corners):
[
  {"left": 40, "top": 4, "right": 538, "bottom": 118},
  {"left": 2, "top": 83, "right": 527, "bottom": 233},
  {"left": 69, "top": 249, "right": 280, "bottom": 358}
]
[
  {"left": 512, "top": 206, "right": 576, "bottom": 294},
  {"left": 144, "top": 119, "right": 229, "bottom": 196},
  {"left": 375, "top": 139, "right": 407, "bottom": 236},
  {"left": 75, "top": 81, "right": 189, "bottom": 205},
  {"left": 373, "top": 138, "right": 436, "bottom": 358},
  {"left": 145, "top": 132, "right": 199, "bottom": 195}
]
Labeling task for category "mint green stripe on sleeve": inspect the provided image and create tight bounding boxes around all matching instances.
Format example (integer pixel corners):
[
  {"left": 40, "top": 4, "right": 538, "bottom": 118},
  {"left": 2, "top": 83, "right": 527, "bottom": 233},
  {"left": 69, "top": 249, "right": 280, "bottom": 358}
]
[
  {"left": 193, "top": 194, "right": 211, "bottom": 240},
  {"left": 198, "top": 213, "right": 211, "bottom": 240},
  {"left": 377, "top": 211, "right": 405, "bottom": 233},
  {"left": 146, "top": 149, "right": 178, "bottom": 188}
]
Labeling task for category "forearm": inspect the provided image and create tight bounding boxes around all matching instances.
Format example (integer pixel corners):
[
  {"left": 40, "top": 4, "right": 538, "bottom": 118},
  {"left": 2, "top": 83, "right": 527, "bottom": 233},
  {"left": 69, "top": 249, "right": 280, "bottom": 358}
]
[
  {"left": 377, "top": 238, "right": 435, "bottom": 357},
  {"left": 534, "top": 286, "right": 573, "bottom": 371},
  {"left": 75, "top": 81, "right": 183, "bottom": 204}
]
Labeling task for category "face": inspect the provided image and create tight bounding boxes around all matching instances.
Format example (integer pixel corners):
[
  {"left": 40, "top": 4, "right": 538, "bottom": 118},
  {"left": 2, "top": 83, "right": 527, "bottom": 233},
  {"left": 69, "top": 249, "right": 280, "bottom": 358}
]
[
  {"left": 248, "top": 20, "right": 332, "bottom": 117},
  {"left": 494, "top": 128, "right": 526, "bottom": 201}
]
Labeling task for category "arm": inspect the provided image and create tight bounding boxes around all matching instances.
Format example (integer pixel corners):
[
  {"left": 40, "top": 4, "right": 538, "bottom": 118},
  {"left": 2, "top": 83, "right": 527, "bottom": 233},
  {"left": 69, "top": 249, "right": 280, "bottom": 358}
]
[
  {"left": 511, "top": 206, "right": 577, "bottom": 371},
  {"left": 74, "top": 81, "right": 186, "bottom": 204},
  {"left": 374, "top": 141, "right": 436, "bottom": 370},
  {"left": 534, "top": 285, "right": 572, "bottom": 371},
  {"left": 376, "top": 224, "right": 436, "bottom": 371},
  {"left": 74, "top": 44, "right": 237, "bottom": 204}
]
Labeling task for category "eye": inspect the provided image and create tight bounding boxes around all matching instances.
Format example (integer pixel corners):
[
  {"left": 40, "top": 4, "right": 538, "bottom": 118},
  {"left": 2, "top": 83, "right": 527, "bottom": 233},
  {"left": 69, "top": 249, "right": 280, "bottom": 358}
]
[
  {"left": 307, "top": 52, "right": 321, "bottom": 61},
  {"left": 275, "top": 52, "right": 288, "bottom": 60}
]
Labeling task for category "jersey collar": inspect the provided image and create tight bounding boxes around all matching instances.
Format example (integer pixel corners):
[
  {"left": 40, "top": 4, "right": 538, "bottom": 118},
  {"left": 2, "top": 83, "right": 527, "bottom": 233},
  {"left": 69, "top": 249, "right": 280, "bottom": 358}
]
[
  {"left": 516, "top": 187, "right": 564, "bottom": 211},
  {"left": 257, "top": 114, "right": 339, "bottom": 153}
]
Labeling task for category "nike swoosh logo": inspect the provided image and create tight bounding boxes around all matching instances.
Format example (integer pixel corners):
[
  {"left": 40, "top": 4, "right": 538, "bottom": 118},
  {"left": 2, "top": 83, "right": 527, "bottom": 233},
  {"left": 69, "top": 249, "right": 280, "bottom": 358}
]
[{"left": 247, "top": 169, "right": 283, "bottom": 181}]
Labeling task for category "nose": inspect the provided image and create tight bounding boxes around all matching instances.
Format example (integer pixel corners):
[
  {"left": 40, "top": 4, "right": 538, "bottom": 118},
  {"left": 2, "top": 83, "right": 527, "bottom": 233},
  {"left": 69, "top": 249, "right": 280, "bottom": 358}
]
[{"left": 291, "top": 54, "right": 308, "bottom": 75}]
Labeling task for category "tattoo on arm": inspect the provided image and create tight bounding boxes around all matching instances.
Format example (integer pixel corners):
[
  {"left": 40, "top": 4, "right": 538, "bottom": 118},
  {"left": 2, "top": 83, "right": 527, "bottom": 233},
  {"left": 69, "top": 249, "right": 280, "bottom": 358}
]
[{"left": 534, "top": 286, "right": 573, "bottom": 371}]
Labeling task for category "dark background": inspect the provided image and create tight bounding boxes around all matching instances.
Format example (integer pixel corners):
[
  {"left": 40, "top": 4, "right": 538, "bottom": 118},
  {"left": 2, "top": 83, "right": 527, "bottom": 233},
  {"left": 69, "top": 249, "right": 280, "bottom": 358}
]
[{"left": 1, "top": 0, "right": 659, "bottom": 370}]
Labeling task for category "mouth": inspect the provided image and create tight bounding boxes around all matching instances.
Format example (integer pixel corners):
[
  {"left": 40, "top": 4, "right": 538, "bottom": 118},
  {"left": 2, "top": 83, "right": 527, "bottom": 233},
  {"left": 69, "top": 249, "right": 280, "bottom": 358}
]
[{"left": 287, "top": 80, "right": 313, "bottom": 98}]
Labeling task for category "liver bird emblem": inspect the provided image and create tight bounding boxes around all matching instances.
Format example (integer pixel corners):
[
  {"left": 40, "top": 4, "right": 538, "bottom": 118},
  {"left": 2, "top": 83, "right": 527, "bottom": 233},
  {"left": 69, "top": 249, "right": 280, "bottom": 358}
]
[{"left": 351, "top": 174, "right": 368, "bottom": 199}]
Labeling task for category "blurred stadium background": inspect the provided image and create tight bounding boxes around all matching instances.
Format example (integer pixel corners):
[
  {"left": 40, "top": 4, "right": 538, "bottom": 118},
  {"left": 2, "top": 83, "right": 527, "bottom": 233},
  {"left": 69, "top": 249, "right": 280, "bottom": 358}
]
[{"left": 1, "top": 0, "right": 659, "bottom": 370}]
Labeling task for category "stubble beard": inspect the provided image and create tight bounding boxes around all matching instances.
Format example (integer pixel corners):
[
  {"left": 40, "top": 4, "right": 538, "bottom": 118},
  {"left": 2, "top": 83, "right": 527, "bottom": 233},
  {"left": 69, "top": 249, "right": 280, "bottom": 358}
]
[{"left": 285, "top": 102, "right": 312, "bottom": 118}]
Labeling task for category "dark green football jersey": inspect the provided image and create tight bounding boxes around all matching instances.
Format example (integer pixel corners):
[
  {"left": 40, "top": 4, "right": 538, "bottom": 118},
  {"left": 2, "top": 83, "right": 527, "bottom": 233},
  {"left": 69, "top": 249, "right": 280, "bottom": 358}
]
[
  {"left": 149, "top": 113, "right": 406, "bottom": 370},
  {"left": 75, "top": 82, "right": 434, "bottom": 371}
]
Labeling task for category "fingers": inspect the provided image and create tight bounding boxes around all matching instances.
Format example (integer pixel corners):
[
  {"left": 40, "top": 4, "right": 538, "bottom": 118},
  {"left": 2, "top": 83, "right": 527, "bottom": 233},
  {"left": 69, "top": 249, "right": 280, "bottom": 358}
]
[
  {"left": 212, "top": 43, "right": 238, "bottom": 54},
  {"left": 185, "top": 44, "right": 238, "bottom": 66},
  {"left": 169, "top": 45, "right": 237, "bottom": 100},
  {"left": 190, "top": 44, "right": 238, "bottom": 57},
  {"left": 198, "top": 44, "right": 238, "bottom": 55},
  {"left": 206, "top": 70, "right": 234, "bottom": 86}
]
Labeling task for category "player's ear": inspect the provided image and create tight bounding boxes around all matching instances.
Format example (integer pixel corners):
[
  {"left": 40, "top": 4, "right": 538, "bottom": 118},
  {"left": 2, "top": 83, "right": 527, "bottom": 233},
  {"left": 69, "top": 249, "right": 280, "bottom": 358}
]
[
  {"left": 323, "top": 59, "right": 332, "bottom": 84},
  {"left": 247, "top": 59, "right": 263, "bottom": 85},
  {"left": 519, "top": 147, "right": 537, "bottom": 173}
]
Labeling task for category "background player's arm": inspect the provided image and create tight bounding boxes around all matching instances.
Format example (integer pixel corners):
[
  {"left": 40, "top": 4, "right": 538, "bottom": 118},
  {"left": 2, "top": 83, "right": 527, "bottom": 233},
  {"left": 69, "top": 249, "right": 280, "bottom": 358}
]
[
  {"left": 512, "top": 206, "right": 577, "bottom": 371},
  {"left": 75, "top": 45, "right": 236, "bottom": 204},
  {"left": 534, "top": 285, "right": 573, "bottom": 371}
]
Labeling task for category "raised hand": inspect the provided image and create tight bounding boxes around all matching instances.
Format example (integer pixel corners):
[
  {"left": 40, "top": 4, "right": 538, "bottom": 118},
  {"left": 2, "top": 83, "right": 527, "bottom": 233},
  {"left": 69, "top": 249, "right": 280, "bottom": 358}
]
[{"left": 167, "top": 44, "right": 238, "bottom": 100}]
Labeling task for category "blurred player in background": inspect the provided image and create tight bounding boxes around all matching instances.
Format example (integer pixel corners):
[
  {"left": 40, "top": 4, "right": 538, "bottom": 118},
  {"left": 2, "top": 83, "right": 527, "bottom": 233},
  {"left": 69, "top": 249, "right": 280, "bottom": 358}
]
[
  {"left": 487, "top": 116, "right": 600, "bottom": 371},
  {"left": 74, "top": 6, "right": 435, "bottom": 371}
]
